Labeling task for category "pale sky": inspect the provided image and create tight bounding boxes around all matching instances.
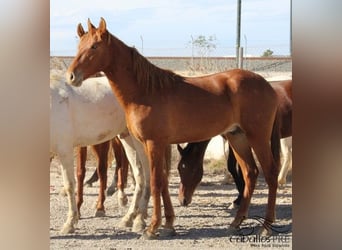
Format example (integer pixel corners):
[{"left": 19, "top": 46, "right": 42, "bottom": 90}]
[{"left": 50, "top": 0, "right": 291, "bottom": 56}]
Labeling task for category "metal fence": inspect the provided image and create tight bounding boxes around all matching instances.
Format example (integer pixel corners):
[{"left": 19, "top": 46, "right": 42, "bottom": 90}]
[{"left": 50, "top": 56, "right": 292, "bottom": 75}]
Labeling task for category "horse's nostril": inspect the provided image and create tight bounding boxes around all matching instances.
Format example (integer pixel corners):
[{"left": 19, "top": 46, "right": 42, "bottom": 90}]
[{"left": 70, "top": 72, "right": 75, "bottom": 81}]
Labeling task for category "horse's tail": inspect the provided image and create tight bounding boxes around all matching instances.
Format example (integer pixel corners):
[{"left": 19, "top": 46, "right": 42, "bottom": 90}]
[{"left": 271, "top": 109, "right": 281, "bottom": 172}]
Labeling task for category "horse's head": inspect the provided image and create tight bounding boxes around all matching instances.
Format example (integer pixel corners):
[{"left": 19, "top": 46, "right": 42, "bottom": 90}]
[
  {"left": 177, "top": 143, "right": 207, "bottom": 206},
  {"left": 66, "top": 17, "right": 112, "bottom": 87}
]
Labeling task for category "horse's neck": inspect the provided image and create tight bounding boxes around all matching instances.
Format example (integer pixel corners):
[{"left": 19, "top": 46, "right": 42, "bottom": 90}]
[
  {"left": 103, "top": 41, "right": 142, "bottom": 109},
  {"left": 105, "top": 66, "right": 139, "bottom": 110}
]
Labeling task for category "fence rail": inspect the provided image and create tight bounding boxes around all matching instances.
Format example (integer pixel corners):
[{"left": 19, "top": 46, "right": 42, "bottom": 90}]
[{"left": 50, "top": 56, "right": 292, "bottom": 74}]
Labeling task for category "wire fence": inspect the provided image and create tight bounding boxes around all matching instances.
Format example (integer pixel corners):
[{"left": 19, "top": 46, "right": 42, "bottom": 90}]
[{"left": 50, "top": 55, "right": 292, "bottom": 76}]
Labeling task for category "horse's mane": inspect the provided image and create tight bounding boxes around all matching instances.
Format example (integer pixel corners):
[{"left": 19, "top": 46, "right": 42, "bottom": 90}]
[{"left": 131, "top": 48, "right": 184, "bottom": 94}]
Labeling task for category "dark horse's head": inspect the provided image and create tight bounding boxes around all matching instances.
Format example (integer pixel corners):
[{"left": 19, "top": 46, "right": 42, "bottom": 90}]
[{"left": 177, "top": 140, "right": 210, "bottom": 206}]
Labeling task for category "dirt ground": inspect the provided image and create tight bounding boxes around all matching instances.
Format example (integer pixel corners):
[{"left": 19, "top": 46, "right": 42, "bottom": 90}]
[{"left": 50, "top": 149, "right": 292, "bottom": 250}]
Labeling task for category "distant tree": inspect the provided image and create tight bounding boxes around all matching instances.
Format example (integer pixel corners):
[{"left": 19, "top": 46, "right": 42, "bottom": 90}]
[
  {"left": 188, "top": 35, "right": 217, "bottom": 72},
  {"left": 189, "top": 35, "right": 217, "bottom": 58},
  {"left": 262, "top": 49, "right": 274, "bottom": 57}
]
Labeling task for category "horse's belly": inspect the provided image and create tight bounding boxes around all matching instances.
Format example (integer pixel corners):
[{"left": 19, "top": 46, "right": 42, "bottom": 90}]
[
  {"left": 73, "top": 117, "right": 126, "bottom": 147},
  {"left": 132, "top": 108, "right": 234, "bottom": 144}
]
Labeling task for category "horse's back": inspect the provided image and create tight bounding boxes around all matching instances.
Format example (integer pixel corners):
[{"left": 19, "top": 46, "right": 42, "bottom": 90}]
[
  {"left": 50, "top": 76, "right": 126, "bottom": 150},
  {"left": 163, "top": 69, "right": 278, "bottom": 143}
]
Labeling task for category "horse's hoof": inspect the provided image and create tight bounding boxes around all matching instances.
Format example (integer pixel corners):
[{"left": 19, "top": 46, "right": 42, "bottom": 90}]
[
  {"left": 60, "top": 224, "right": 75, "bottom": 234},
  {"left": 106, "top": 187, "right": 116, "bottom": 196},
  {"left": 159, "top": 227, "right": 177, "bottom": 237},
  {"left": 132, "top": 218, "right": 146, "bottom": 232},
  {"left": 95, "top": 209, "right": 106, "bottom": 217},
  {"left": 140, "top": 229, "right": 158, "bottom": 240},
  {"left": 84, "top": 182, "right": 92, "bottom": 188},
  {"left": 59, "top": 188, "right": 67, "bottom": 197},
  {"left": 118, "top": 196, "right": 128, "bottom": 207},
  {"left": 228, "top": 202, "right": 239, "bottom": 210},
  {"left": 278, "top": 181, "right": 286, "bottom": 187},
  {"left": 227, "top": 226, "right": 240, "bottom": 235},
  {"left": 119, "top": 218, "right": 133, "bottom": 228}
]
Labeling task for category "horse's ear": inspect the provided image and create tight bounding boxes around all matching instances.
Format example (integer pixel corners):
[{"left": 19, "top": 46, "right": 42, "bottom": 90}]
[
  {"left": 177, "top": 144, "right": 184, "bottom": 155},
  {"left": 77, "top": 23, "right": 85, "bottom": 38},
  {"left": 87, "top": 18, "right": 96, "bottom": 34},
  {"left": 98, "top": 17, "right": 107, "bottom": 34}
]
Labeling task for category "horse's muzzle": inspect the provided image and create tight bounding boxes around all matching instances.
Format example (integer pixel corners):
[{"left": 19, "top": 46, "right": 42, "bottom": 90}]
[
  {"left": 66, "top": 71, "right": 83, "bottom": 87},
  {"left": 179, "top": 197, "right": 190, "bottom": 207}
]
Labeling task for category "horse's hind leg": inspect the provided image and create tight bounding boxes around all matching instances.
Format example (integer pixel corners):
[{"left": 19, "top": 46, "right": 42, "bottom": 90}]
[
  {"left": 225, "top": 132, "right": 259, "bottom": 232},
  {"left": 278, "top": 137, "right": 292, "bottom": 186},
  {"left": 118, "top": 135, "right": 145, "bottom": 231},
  {"left": 76, "top": 146, "right": 87, "bottom": 218},
  {"left": 112, "top": 137, "right": 129, "bottom": 206},
  {"left": 251, "top": 139, "right": 280, "bottom": 235},
  {"left": 92, "top": 141, "right": 110, "bottom": 217}
]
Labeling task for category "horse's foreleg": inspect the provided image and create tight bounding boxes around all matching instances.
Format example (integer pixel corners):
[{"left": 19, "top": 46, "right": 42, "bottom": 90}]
[
  {"left": 76, "top": 146, "right": 87, "bottom": 218},
  {"left": 106, "top": 165, "right": 118, "bottom": 196},
  {"left": 157, "top": 144, "right": 176, "bottom": 237},
  {"left": 84, "top": 168, "right": 98, "bottom": 187},
  {"left": 93, "top": 141, "right": 110, "bottom": 217},
  {"left": 59, "top": 152, "right": 78, "bottom": 234},
  {"left": 142, "top": 141, "right": 174, "bottom": 240},
  {"left": 227, "top": 144, "right": 245, "bottom": 207}
]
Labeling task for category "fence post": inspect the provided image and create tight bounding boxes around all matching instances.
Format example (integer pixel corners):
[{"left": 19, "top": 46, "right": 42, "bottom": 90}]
[{"left": 238, "top": 47, "right": 244, "bottom": 69}]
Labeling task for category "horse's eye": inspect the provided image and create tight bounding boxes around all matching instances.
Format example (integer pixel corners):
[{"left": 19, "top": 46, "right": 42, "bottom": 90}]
[{"left": 91, "top": 44, "right": 98, "bottom": 49}]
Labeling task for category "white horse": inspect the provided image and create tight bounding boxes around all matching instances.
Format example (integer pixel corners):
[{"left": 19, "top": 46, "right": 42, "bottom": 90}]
[
  {"left": 50, "top": 73, "right": 150, "bottom": 234},
  {"left": 278, "top": 136, "right": 292, "bottom": 186}
]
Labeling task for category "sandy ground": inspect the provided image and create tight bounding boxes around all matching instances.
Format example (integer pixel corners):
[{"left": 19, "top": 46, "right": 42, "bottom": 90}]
[
  {"left": 50, "top": 70, "right": 292, "bottom": 249},
  {"left": 50, "top": 155, "right": 292, "bottom": 250}
]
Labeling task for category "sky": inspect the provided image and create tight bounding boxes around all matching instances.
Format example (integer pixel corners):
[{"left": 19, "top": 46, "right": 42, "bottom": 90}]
[{"left": 50, "top": 0, "right": 291, "bottom": 57}]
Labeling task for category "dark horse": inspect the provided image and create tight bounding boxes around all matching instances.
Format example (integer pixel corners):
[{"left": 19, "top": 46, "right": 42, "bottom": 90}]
[
  {"left": 177, "top": 80, "right": 292, "bottom": 207},
  {"left": 66, "top": 18, "right": 280, "bottom": 238}
]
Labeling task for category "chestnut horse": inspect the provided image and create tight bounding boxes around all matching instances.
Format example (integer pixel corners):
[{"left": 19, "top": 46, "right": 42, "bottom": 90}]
[
  {"left": 50, "top": 74, "right": 150, "bottom": 234},
  {"left": 81, "top": 136, "right": 130, "bottom": 198},
  {"left": 177, "top": 80, "right": 292, "bottom": 207},
  {"left": 76, "top": 136, "right": 130, "bottom": 219},
  {"left": 66, "top": 18, "right": 280, "bottom": 238}
]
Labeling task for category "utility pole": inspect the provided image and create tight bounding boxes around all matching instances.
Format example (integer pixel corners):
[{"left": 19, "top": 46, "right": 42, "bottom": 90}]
[
  {"left": 236, "top": 0, "right": 242, "bottom": 68},
  {"left": 290, "top": 0, "right": 292, "bottom": 56}
]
